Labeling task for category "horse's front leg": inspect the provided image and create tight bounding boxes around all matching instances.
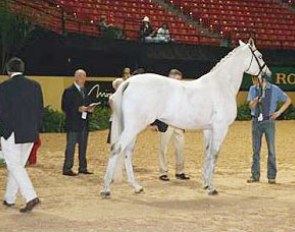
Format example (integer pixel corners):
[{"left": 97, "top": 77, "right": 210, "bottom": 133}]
[
  {"left": 203, "top": 129, "right": 215, "bottom": 194},
  {"left": 203, "top": 147, "right": 219, "bottom": 195},
  {"left": 203, "top": 125, "right": 228, "bottom": 195}
]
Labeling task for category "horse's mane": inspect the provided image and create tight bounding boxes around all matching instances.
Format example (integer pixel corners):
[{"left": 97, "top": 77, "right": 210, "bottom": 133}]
[{"left": 209, "top": 45, "right": 243, "bottom": 73}]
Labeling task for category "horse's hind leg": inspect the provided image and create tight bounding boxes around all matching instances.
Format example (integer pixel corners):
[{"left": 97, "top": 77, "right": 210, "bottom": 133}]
[
  {"left": 124, "top": 139, "right": 144, "bottom": 193},
  {"left": 101, "top": 122, "right": 146, "bottom": 197},
  {"left": 203, "top": 125, "right": 228, "bottom": 195},
  {"left": 101, "top": 143, "right": 121, "bottom": 198},
  {"left": 117, "top": 124, "right": 146, "bottom": 192},
  {"left": 203, "top": 129, "right": 213, "bottom": 191}
]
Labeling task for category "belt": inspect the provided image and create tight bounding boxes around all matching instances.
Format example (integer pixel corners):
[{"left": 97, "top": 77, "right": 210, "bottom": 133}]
[{"left": 252, "top": 115, "right": 270, "bottom": 121}]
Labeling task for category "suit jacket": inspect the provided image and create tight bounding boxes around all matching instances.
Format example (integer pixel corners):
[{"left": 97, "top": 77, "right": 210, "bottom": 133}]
[
  {"left": 61, "top": 84, "right": 90, "bottom": 132},
  {"left": 140, "top": 22, "right": 153, "bottom": 39},
  {"left": 0, "top": 74, "right": 44, "bottom": 143},
  {"left": 150, "top": 119, "right": 168, "bottom": 133}
]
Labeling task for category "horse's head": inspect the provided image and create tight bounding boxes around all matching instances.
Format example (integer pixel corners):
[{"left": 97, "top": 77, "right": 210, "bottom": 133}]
[{"left": 239, "top": 38, "right": 272, "bottom": 81}]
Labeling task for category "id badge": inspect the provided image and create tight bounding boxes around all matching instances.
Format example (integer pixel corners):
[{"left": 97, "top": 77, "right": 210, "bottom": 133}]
[
  {"left": 81, "top": 112, "right": 87, "bottom": 119},
  {"left": 257, "top": 113, "right": 263, "bottom": 122}
]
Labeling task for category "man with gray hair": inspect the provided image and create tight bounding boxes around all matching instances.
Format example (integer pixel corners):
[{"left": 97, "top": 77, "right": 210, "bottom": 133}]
[{"left": 61, "top": 69, "right": 94, "bottom": 176}]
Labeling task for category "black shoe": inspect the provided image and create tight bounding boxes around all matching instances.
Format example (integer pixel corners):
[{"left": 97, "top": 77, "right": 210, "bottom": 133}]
[
  {"left": 175, "top": 173, "right": 190, "bottom": 180},
  {"left": 63, "top": 170, "right": 78, "bottom": 176},
  {"left": 159, "top": 175, "right": 170, "bottom": 181},
  {"left": 3, "top": 200, "right": 14, "bottom": 207},
  {"left": 79, "top": 170, "right": 94, "bottom": 175},
  {"left": 268, "top": 179, "right": 276, "bottom": 184},
  {"left": 20, "top": 198, "right": 40, "bottom": 213},
  {"left": 247, "top": 176, "right": 260, "bottom": 183}
]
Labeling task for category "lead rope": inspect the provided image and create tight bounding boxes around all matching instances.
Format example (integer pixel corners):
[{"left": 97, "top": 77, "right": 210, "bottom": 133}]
[{"left": 257, "top": 75, "right": 266, "bottom": 120}]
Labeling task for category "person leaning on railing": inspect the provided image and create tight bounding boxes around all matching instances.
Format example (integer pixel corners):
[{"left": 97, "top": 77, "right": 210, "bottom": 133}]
[{"left": 98, "top": 15, "right": 123, "bottom": 39}]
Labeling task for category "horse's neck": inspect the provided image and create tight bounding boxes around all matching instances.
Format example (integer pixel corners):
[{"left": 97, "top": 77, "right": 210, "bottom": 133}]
[{"left": 213, "top": 52, "right": 245, "bottom": 96}]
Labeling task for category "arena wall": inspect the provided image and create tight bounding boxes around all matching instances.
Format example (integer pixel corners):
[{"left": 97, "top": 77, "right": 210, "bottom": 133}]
[{"left": 0, "top": 75, "right": 294, "bottom": 111}]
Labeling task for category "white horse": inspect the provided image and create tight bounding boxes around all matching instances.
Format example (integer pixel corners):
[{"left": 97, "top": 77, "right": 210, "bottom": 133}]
[{"left": 101, "top": 39, "right": 271, "bottom": 197}]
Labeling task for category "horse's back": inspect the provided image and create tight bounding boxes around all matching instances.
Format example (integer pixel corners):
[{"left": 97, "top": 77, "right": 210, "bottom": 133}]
[
  {"left": 120, "top": 74, "right": 209, "bottom": 128},
  {"left": 122, "top": 73, "right": 175, "bottom": 111},
  {"left": 119, "top": 73, "right": 236, "bottom": 130}
]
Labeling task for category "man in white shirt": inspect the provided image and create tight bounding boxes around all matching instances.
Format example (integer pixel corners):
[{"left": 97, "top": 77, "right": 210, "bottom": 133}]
[
  {"left": 158, "top": 69, "right": 189, "bottom": 181},
  {"left": 0, "top": 57, "right": 44, "bottom": 213}
]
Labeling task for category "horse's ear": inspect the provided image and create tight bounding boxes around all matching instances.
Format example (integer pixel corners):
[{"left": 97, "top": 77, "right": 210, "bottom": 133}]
[
  {"left": 239, "top": 40, "right": 246, "bottom": 46},
  {"left": 248, "top": 38, "right": 256, "bottom": 49}
]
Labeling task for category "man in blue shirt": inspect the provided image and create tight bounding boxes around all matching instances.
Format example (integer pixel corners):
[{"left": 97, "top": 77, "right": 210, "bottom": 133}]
[{"left": 247, "top": 75, "right": 291, "bottom": 184}]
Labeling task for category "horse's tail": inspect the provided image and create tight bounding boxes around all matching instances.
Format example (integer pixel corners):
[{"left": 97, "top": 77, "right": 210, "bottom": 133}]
[{"left": 111, "top": 81, "right": 129, "bottom": 182}]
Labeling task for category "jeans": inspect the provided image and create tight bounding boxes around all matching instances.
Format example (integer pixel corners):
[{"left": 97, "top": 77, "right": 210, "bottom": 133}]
[
  {"left": 63, "top": 126, "right": 89, "bottom": 173},
  {"left": 251, "top": 119, "right": 276, "bottom": 180}
]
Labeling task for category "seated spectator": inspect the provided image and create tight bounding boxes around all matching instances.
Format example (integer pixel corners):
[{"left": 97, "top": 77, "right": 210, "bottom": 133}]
[
  {"left": 145, "top": 23, "right": 172, "bottom": 43},
  {"left": 140, "top": 16, "right": 155, "bottom": 42},
  {"left": 98, "top": 15, "right": 123, "bottom": 39},
  {"left": 155, "top": 24, "right": 172, "bottom": 43}
]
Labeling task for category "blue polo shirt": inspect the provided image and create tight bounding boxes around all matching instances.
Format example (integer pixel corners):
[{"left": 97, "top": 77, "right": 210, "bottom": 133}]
[{"left": 247, "top": 83, "right": 287, "bottom": 116}]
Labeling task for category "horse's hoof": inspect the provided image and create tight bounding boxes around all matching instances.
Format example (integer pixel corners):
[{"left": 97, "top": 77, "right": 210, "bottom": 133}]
[
  {"left": 208, "top": 189, "right": 218, "bottom": 196},
  {"left": 100, "top": 191, "right": 111, "bottom": 199},
  {"left": 134, "top": 187, "right": 144, "bottom": 194}
]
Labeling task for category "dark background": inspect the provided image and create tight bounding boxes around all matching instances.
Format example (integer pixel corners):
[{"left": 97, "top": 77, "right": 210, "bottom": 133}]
[{"left": 14, "top": 32, "right": 295, "bottom": 79}]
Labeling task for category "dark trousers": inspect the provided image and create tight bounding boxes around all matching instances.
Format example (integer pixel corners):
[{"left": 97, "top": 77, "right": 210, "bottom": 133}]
[
  {"left": 63, "top": 126, "right": 89, "bottom": 173},
  {"left": 251, "top": 119, "right": 276, "bottom": 180}
]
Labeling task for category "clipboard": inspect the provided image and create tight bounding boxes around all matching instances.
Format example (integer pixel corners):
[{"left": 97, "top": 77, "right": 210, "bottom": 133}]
[{"left": 88, "top": 102, "right": 101, "bottom": 107}]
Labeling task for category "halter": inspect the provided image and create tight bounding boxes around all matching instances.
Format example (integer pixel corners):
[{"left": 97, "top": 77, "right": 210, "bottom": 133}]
[
  {"left": 246, "top": 46, "right": 268, "bottom": 111},
  {"left": 245, "top": 46, "right": 267, "bottom": 78}
]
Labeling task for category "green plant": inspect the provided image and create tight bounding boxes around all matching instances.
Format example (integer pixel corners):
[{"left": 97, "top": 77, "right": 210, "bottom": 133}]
[
  {"left": 0, "top": 159, "right": 5, "bottom": 168},
  {"left": 0, "top": 3, "right": 46, "bottom": 73},
  {"left": 236, "top": 103, "right": 295, "bottom": 121},
  {"left": 236, "top": 104, "right": 252, "bottom": 121},
  {"left": 0, "top": 5, "right": 28, "bottom": 73},
  {"left": 89, "top": 106, "right": 112, "bottom": 131},
  {"left": 41, "top": 103, "right": 294, "bottom": 133},
  {"left": 42, "top": 106, "right": 111, "bottom": 133},
  {"left": 278, "top": 104, "right": 295, "bottom": 120},
  {"left": 43, "top": 106, "right": 65, "bottom": 133}
]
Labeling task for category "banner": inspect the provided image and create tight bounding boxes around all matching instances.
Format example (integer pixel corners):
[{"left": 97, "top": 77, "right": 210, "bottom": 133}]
[
  {"left": 241, "top": 67, "right": 295, "bottom": 91},
  {"left": 85, "top": 80, "right": 113, "bottom": 107}
]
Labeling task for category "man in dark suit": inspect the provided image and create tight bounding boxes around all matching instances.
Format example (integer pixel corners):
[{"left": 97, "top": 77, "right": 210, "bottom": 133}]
[
  {"left": 61, "top": 69, "right": 94, "bottom": 176},
  {"left": 0, "top": 57, "right": 43, "bottom": 213}
]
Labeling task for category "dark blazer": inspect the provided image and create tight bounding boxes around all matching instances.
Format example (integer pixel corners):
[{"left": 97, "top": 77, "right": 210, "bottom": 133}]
[
  {"left": 0, "top": 74, "right": 44, "bottom": 143},
  {"left": 61, "top": 84, "right": 90, "bottom": 132},
  {"left": 140, "top": 22, "right": 154, "bottom": 39}
]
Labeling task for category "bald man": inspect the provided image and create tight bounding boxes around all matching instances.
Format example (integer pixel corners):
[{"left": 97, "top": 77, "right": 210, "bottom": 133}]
[{"left": 61, "top": 69, "right": 93, "bottom": 176}]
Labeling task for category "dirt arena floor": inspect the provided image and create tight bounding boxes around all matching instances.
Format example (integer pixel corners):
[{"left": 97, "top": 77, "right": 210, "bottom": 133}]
[{"left": 0, "top": 121, "right": 294, "bottom": 232}]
